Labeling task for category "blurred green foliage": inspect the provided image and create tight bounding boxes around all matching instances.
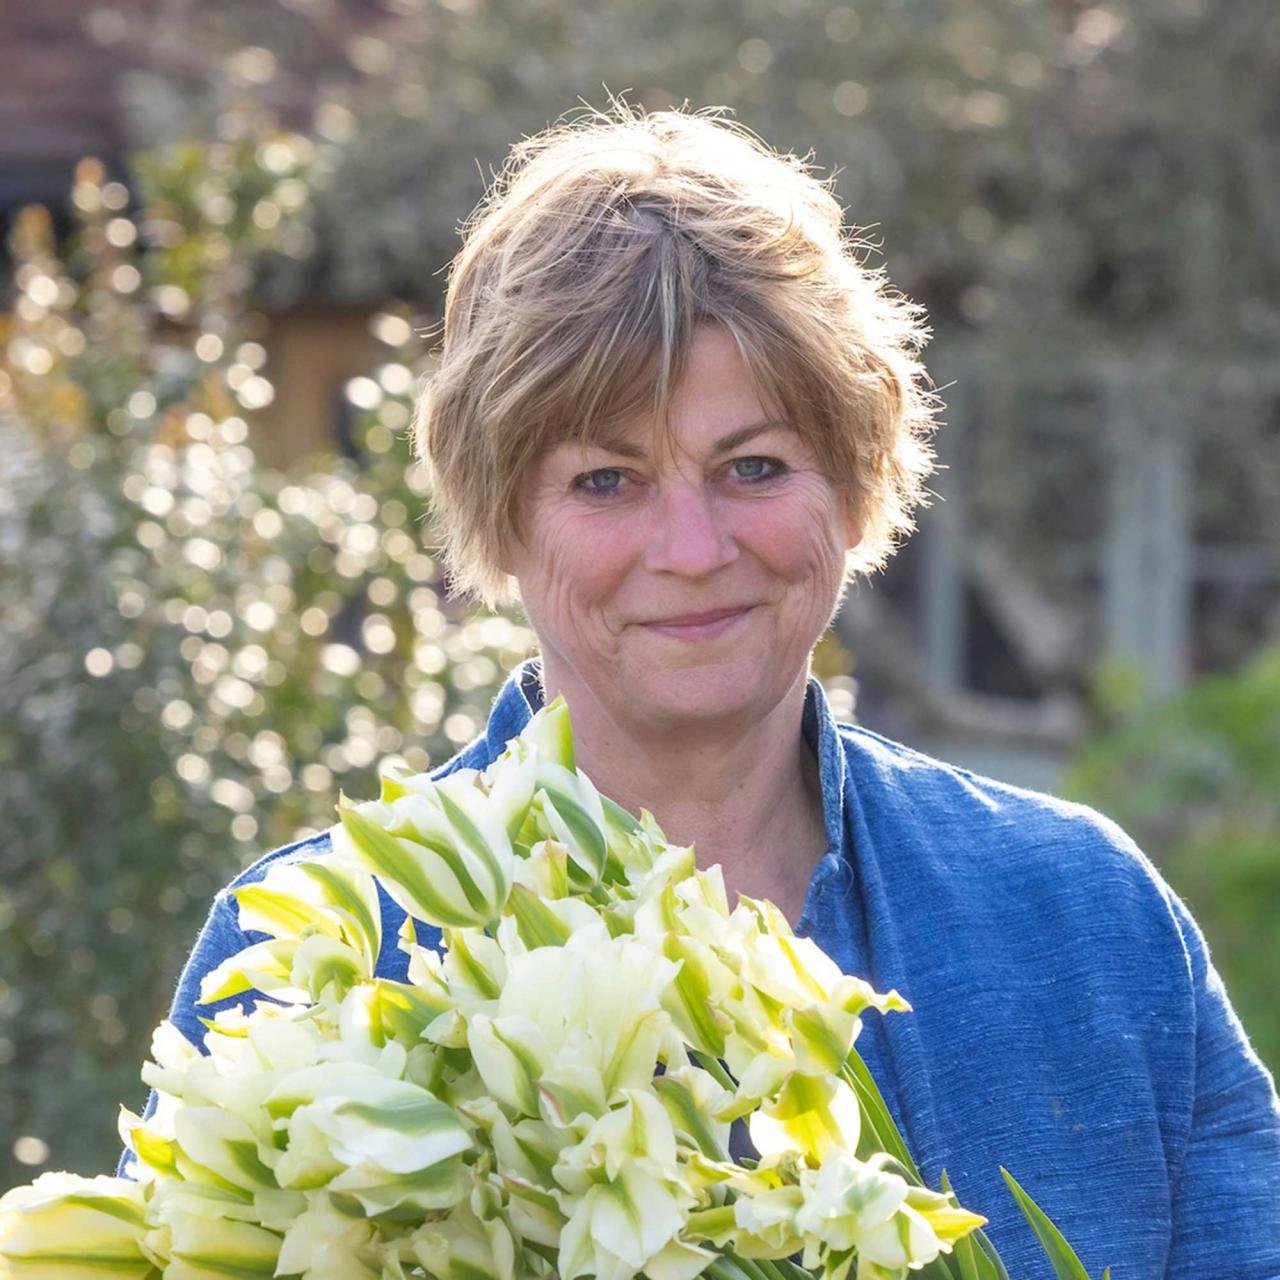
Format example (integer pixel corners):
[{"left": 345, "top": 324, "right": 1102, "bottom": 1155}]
[
  {"left": 1065, "top": 650, "right": 1280, "bottom": 1075},
  {"left": 115, "top": 0, "right": 1280, "bottom": 356},
  {"left": 0, "top": 132, "right": 531, "bottom": 1184}
]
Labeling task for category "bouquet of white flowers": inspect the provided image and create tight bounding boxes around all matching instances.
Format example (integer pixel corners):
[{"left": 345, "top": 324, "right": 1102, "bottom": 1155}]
[{"left": 0, "top": 700, "right": 1107, "bottom": 1280}]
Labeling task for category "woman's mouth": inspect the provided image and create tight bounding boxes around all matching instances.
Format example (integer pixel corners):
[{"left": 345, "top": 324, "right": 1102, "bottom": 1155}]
[{"left": 641, "top": 606, "right": 754, "bottom": 640}]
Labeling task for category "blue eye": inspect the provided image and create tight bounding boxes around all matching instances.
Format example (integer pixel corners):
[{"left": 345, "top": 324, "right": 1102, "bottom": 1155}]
[
  {"left": 574, "top": 468, "right": 625, "bottom": 496},
  {"left": 731, "top": 456, "right": 782, "bottom": 482}
]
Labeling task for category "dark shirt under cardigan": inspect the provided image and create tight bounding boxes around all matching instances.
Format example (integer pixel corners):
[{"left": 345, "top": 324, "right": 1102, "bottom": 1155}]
[{"left": 123, "top": 661, "right": 1280, "bottom": 1279}]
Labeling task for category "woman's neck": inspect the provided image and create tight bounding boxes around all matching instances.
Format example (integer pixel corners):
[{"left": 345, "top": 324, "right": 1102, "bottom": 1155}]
[{"left": 532, "top": 661, "right": 829, "bottom": 922}]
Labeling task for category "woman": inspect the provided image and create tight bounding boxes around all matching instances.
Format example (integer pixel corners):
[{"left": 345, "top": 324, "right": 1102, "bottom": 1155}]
[{"left": 134, "top": 104, "right": 1279, "bottom": 1275}]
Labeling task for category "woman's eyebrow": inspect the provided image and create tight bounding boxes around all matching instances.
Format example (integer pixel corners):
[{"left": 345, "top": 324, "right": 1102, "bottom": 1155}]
[
  {"left": 709, "top": 420, "right": 786, "bottom": 454},
  {"left": 590, "top": 419, "right": 786, "bottom": 459}
]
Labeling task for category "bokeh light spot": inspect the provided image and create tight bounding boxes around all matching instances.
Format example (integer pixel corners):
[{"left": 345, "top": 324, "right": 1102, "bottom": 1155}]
[
  {"left": 85, "top": 648, "right": 115, "bottom": 677},
  {"left": 13, "top": 1137, "right": 49, "bottom": 1166}
]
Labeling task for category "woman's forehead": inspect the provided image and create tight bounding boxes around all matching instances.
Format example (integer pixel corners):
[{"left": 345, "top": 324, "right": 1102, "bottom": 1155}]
[{"left": 560, "top": 415, "right": 796, "bottom": 453}]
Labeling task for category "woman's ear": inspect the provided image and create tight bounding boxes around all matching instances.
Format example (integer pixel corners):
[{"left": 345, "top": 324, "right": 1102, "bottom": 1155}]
[
  {"left": 492, "top": 519, "right": 526, "bottom": 583},
  {"left": 842, "top": 498, "right": 864, "bottom": 553}
]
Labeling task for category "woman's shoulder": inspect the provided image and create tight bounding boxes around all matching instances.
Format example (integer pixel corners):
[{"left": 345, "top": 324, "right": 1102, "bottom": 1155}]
[
  {"left": 186, "top": 739, "right": 495, "bottom": 1008},
  {"left": 837, "top": 717, "right": 1117, "bottom": 819},
  {"left": 831, "top": 721, "right": 1212, "bottom": 1077},
  {"left": 221, "top": 829, "right": 335, "bottom": 895},
  {"left": 832, "top": 719, "right": 1183, "bottom": 923},
  {"left": 223, "top": 733, "right": 497, "bottom": 895}
]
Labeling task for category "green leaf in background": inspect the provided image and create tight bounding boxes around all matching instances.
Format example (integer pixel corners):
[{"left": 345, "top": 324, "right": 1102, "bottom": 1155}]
[{"left": 1068, "top": 647, "right": 1280, "bottom": 1077}]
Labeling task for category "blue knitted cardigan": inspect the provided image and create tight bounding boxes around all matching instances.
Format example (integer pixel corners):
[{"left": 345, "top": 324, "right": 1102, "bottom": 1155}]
[{"left": 125, "top": 662, "right": 1280, "bottom": 1278}]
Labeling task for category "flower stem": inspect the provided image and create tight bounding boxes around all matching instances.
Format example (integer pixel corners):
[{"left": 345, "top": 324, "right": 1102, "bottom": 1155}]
[
  {"left": 689, "top": 1050, "right": 738, "bottom": 1093},
  {"left": 724, "top": 1250, "right": 777, "bottom": 1280},
  {"left": 769, "top": 1258, "right": 816, "bottom": 1280}
]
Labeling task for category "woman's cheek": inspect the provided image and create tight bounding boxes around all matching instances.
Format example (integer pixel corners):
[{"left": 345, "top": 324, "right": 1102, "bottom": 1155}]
[
  {"left": 530, "top": 510, "right": 638, "bottom": 624},
  {"left": 745, "top": 498, "right": 847, "bottom": 587}
]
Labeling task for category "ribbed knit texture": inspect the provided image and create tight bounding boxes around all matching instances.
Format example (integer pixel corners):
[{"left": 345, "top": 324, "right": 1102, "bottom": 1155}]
[{"left": 123, "top": 661, "right": 1280, "bottom": 1278}]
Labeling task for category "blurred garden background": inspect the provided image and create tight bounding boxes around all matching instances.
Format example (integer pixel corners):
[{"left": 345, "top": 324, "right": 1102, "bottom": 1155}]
[{"left": 1, "top": 0, "right": 1277, "bottom": 1185}]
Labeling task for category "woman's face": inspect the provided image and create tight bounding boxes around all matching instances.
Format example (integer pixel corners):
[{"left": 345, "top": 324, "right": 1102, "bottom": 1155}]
[{"left": 507, "top": 324, "right": 861, "bottom": 734}]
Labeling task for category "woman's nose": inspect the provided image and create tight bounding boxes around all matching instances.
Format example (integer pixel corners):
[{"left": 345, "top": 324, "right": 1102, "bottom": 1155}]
[{"left": 642, "top": 482, "right": 739, "bottom": 578}]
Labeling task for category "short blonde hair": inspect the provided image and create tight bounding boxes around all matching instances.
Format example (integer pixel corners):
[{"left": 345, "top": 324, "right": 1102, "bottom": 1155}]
[{"left": 415, "top": 100, "right": 941, "bottom": 607}]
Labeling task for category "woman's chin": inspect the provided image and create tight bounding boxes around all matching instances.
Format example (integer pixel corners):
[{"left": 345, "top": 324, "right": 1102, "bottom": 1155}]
[{"left": 621, "top": 655, "right": 795, "bottom": 731}]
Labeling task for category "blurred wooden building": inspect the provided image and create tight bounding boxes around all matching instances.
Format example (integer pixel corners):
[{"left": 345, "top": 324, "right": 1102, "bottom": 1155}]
[{"left": 0, "top": 1, "right": 382, "bottom": 473}]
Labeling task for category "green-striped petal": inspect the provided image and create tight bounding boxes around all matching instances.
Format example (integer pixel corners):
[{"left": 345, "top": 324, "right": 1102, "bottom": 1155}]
[
  {"left": 522, "top": 697, "right": 576, "bottom": 771},
  {"left": 535, "top": 764, "right": 608, "bottom": 885},
  {"left": 0, "top": 1174, "right": 155, "bottom": 1279},
  {"left": 165, "top": 1214, "right": 281, "bottom": 1280},
  {"left": 334, "top": 806, "right": 479, "bottom": 929}
]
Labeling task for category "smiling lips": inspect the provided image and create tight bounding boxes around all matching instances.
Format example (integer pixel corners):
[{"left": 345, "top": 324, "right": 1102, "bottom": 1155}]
[{"left": 641, "top": 606, "right": 754, "bottom": 640}]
